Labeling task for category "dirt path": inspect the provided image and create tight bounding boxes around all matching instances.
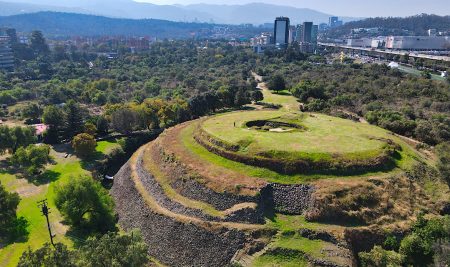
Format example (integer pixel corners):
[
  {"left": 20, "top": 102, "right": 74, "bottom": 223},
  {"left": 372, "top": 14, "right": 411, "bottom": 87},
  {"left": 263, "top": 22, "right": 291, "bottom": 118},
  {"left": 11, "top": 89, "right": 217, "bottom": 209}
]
[{"left": 251, "top": 72, "right": 301, "bottom": 112}]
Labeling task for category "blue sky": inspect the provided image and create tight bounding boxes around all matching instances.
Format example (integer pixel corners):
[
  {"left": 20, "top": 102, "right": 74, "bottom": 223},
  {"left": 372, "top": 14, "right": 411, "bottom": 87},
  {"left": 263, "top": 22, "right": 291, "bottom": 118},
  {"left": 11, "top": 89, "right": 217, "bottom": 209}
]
[{"left": 135, "top": 0, "right": 450, "bottom": 17}]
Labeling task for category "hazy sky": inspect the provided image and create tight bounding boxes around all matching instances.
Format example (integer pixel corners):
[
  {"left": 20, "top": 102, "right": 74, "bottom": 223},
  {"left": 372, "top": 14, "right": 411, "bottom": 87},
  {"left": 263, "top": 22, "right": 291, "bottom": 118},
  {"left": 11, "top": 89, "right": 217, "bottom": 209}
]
[{"left": 135, "top": 0, "right": 450, "bottom": 17}]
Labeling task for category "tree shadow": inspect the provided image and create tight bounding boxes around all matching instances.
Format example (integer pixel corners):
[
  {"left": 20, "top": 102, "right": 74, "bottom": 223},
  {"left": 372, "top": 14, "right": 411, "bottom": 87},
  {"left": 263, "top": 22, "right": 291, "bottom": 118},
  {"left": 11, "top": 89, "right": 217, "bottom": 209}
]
[
  {"left": 0, "top": 217, "right": 30, "bottom": 247},
  {"left": 52, "top": 143, "right": 74, "bottom": 154},
  {"left": 80, "top": 151, "right": 105, "bottom": 173},
  {"left": 273, "top": 91, "right": 292, "bottom": 96},
  {"left": 32, "top": 170, "right": 61, "bottom": 185}
]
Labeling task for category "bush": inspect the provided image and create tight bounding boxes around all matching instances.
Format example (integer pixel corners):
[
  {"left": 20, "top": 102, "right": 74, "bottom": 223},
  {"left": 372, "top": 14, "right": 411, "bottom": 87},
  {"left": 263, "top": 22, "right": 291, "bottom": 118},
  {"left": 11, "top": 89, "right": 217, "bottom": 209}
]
[
  {"left": 399, "top": 233, "right": 433, "bottom": 266},
  {"left": 304, "top": 99, "right": 329, "bottom": 111},
  {"left": 268, "top": 74, "right": 286, "bottom": 92},
  {"left": 359, "top": 246, "right": 403, "bottom": 267},
  {"left": 54, "top": 175, "right": 115, "bottom": 233},
  {"left": 436, "top": 142, "right": 450, "bottom": 185},
  {"left": 365, "top": 110, "right": 416, "bottom": 136},
  {"left": 72, "top": 133, "right": 97, "bottom": 158},
  {"left": 291, "top": 80, "right": 326, "bottom": 102}
]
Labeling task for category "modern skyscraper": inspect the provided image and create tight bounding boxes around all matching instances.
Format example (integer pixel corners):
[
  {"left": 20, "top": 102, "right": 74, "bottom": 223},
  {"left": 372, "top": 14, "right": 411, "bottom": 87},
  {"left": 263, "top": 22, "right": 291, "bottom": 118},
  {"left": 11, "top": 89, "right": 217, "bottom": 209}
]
[
  {"left": 295, "top": 24, "right": 303, "bottom": 42},
  {"left": 329, "top": 16, "right": 343, "bottom": 28},
  {"left": 311, "top": 25, "right": 319, "bottom": 44},
  {"left": 329, "top": 16, "right": 339, "bottom": 28},
  {"left": 302, "top": 22, "right": 313, "bottom": 43},
  {"left": 274, "top": 17, "right": 290, "bottom": 46}
]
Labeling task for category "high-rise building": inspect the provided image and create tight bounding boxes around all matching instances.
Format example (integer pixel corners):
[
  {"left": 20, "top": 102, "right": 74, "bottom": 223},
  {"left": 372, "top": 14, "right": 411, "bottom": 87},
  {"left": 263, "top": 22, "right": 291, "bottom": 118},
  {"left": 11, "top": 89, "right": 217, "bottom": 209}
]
[
  {"left": 329, "top": 16, "right": 343, "bottom": 28},
  {"left": 295, "top": 24, "right": 303, "bottom": 42},
  {"left": 302, "top": 22, "right": 313, "bottom": 43},
  {"left": 311, "top": 25, "right": 319, "bottom": 44},
  {"left": 329, "top": 17, "right": 338, "bottom": 27},
  {"left": 0, "top": 28, "right": 14, "bottom": 70},
  {"left": 319, "top": 23, "right": 329, "bottom": 31},
  {"left": 288, "top": 25, "right": 296, "bottom": 44},
  {"left": 274, "top": 17, "right": 290, "bottom": 46}
]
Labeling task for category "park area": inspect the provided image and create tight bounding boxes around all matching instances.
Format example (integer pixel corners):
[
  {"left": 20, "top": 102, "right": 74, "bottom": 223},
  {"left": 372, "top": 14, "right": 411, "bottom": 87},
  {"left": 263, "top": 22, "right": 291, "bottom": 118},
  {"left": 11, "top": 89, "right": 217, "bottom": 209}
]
[{"left": 0, "top": 140, "right": 119, "bottom": 266}]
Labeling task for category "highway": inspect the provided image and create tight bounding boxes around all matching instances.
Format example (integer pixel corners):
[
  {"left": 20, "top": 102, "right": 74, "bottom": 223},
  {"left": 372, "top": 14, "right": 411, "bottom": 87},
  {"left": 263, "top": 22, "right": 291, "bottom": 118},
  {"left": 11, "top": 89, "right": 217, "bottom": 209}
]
[{"left": 319, "top": 42, "right": 450, "bottom": 62}]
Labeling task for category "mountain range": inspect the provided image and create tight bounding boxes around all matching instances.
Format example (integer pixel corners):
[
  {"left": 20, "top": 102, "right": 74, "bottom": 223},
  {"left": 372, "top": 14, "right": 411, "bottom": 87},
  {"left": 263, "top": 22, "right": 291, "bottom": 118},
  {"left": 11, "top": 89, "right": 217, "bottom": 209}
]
[
  {"left": 0, "top": 0, "right": 358, "bottom": 25},
  {"left": 0, "top": 12, "right": 265, "bottom": 38}
]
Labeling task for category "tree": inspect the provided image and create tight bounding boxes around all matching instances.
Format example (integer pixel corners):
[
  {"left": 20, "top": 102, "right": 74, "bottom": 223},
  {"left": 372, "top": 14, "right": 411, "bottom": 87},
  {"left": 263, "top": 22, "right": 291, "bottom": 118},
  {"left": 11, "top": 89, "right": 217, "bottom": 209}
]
[
  {"left": 18, "top": 243, "right": 77, "bottom": 267},
  {"left": 436, "top": 142, "right": 450, "bottom": 185},
  {"left": 0, "top": 126, "right": 36, "bottom": 154},
  {"left": 268, "top": 74, "right": 286, "bottom": 92},
  {"left": 54, "top": 175, "right": 115, "bottom": 233},
  {"left": 11, "top": 144, "right": 52, "bottom": 175},
  {"left": 111, "top": 108, "right": 138, "bottom": 134},
  {"left": 291, "top": 80, "right": 326, "bottom": 102},
  {"left": 10, "top": 126, "right": 37, "bottom": 153},
  {"left": 21, "top": 103, "right": 43, "bottom": 124},
  {"left": 18, "top": 231, "right": 148, "bottom": 267},
  {"left": 72, "top": 133, "right": 97, "bottom": 159},
  {"left": 0, "top": 126, "right": 13, "bottom": 154},
  {"left": 84, "top": 122, "right": 97, "bottom": 136},
  {"left": 64, "top": 100, "right": 84, "bottom": 140},
  {"left": 30, "top": 31, "right": 49, "bottom": 56},
  {"left": 250, "top": 90, "right": 264, "bottom": 103},
  {"left": 96, "top": 116, "right": 109, "bottom": 136},
  {"left": 421, "top": 70, "right": 432, "bottom": 79},
  {"left": 0, "top": 182, "right": 28, "bottom": 242},
  {"left": 42, "top": 106, "right": 66, "bottom": 144},
  {"left": 78, "top": 230, "right": 149, "bottom": 267}
]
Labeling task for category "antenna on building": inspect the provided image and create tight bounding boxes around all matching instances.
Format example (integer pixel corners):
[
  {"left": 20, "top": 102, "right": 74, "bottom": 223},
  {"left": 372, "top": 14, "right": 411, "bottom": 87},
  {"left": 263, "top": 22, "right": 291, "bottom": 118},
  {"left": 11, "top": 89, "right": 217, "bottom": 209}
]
[{"left": 38, "top": 199, "right": 56, "bottom": 248}]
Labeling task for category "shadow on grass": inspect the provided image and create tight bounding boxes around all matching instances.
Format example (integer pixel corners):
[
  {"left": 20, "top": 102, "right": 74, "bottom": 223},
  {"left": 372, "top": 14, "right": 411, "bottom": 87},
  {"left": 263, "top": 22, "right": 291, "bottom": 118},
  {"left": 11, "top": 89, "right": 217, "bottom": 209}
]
[
  {"left": 272, "top": 91, "right": 292, "bottom": 96},
  {"left": 79, "top": 151, "right": 105, "bottom": 173},
  {"left": 0, "top": 217, "right": 30, "bottom": 248},
  {"left": 0, "top": 159, "right": 61, "bottom": 186},
  {"left": 31, "top": 170, "right": 61, "bottom": 185}
]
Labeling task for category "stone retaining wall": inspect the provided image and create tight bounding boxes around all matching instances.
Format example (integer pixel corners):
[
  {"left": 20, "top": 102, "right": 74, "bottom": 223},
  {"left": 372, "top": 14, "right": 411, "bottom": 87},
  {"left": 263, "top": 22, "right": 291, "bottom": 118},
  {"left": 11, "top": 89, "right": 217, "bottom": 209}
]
[
  {"left": 111, "top": 162, "right": 248, "bottom": 267},
  {"left": 262, "top": 184, "right": 315, "bottom": 215}
]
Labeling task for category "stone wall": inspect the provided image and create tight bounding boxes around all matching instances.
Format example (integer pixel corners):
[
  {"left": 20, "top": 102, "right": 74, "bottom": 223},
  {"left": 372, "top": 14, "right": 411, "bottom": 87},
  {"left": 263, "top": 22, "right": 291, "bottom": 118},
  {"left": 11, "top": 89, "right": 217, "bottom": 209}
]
[
  {"left": 111, "top": 162, "right": 248, "bottom": 267},
  {"left": 262, "top": 184, "right": 315, "bottom": 215}
]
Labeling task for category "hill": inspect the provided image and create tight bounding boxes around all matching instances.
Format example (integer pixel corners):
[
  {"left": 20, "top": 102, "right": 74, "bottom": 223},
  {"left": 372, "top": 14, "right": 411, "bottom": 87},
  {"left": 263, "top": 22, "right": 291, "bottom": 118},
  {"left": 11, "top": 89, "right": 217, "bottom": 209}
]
[
  {"left": 0, "top": 12, "right": 254, "bottom": 38},
  {"left": 328, "top": 14, "right": 450, "bottom": 37},
  {"left": 0, "top": 0, "right": 355, "bottom": 25},
  {"left": 0, "top": 1, "right": 87, "bottom": 16}
]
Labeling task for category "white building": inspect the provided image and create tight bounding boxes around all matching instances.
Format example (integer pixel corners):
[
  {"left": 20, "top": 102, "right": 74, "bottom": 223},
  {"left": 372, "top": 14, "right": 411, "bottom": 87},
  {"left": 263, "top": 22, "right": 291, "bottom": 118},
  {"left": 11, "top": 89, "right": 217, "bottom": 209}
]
[
  {"left": 347, "top": 38, "right": 372, "bottom": 48},
  {"left": 386, "top": 36, "right": 450, "bottom": 50}
]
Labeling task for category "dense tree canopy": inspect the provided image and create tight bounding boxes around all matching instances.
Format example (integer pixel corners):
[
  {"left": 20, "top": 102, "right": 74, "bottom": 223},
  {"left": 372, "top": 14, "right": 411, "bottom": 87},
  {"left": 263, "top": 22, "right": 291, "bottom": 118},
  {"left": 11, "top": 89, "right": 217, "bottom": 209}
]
[
  {"left": 18, "top": 230, "right": 148, "bottom": 267},
  {"left": 0, "top": 182, "right": 27, "bottom": 242},
  {"left": 54, "top": 175, "right": 115, "bottom": 233}
]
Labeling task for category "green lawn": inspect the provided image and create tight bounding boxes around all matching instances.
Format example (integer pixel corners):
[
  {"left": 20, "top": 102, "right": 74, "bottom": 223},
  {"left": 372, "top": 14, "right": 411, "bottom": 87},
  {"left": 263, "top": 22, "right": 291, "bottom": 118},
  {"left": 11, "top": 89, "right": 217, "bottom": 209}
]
[
  {"left": 252, "top": 252, "right": 308, "bottom": 267},
  {"left": 0, "top": 141, "right": 114, "bottom": 266},
  {"left": 260, "top": 86, "right": 300, "bottom": 112},
  {"left": 265, "top": 214, "right": 343, "bottom": 233},
  {"left": 96, "top": 140, "right": 120, "bottom": 154},
  {"left": 397, "top": 65, "right": 446, "bottom": 82},
  {"left": 202, "top": 111, "right": 392, "bottom": 158},
  {"left": 181, "top": 122, "right": 408, "bottom": 184}
]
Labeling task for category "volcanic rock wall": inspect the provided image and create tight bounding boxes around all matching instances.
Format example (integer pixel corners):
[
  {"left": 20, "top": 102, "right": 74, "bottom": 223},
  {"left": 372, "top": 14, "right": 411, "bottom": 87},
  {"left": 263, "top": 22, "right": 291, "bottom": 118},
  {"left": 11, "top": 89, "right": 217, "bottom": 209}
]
[{"left": 111, "top": 162, "right": 248, "bottom": 267}]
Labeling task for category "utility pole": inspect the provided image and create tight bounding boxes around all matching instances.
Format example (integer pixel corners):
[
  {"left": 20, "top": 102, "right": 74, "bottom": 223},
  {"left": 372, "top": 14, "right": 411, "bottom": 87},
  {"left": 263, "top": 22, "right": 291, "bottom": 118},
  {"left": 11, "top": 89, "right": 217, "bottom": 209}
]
[{"left": 38, "top": 199, "right": 56, "bottom": 248}]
